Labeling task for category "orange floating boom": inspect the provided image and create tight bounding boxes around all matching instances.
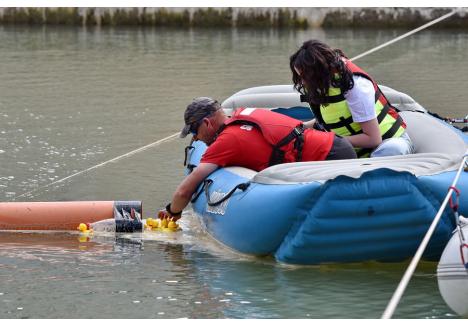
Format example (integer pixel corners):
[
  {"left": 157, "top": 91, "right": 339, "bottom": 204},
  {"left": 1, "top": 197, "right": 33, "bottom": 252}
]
[{"left": 0, "top": 201, "right": 142, "bottom": 231}]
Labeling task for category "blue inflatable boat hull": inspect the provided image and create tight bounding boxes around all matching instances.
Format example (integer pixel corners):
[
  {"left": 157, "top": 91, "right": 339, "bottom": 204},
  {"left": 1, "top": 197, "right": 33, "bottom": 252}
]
[{"left": 185, "top": 95, "right": 467, "bottom": 265}]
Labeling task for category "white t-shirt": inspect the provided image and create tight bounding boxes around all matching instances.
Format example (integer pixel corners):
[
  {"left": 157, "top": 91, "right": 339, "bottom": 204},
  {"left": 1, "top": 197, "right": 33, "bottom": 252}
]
[{"left": 344, "top": 75, "right": 377, "bottom": 123}]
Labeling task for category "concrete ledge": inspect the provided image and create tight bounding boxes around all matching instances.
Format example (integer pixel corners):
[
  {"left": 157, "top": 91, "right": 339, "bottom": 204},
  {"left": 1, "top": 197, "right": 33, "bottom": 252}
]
[{"left": 0, "top": 7, "right": 466, "bottom": 28}]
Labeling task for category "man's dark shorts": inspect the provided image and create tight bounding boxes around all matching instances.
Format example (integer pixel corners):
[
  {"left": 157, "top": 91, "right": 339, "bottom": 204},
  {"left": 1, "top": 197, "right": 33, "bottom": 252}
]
[{"left": 325, "top": 135, "right": 357, "bottom": 160}]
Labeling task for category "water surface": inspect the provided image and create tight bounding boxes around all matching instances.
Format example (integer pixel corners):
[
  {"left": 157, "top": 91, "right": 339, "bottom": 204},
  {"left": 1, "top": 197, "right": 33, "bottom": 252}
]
[{"left": 0, "top": 25, "right": 467, "bottom": 318}]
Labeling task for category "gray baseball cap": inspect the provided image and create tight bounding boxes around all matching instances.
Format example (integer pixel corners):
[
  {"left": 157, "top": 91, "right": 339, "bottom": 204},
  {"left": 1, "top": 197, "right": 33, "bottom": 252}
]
[{"left": 180, "top": 97, "right": 221, "bottom": 138}]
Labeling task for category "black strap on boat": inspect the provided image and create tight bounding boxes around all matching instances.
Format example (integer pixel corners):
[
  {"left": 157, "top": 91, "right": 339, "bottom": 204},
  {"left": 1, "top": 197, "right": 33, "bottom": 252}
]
[
  {"left": 191, "top": 179, "right": 251, "bottom": 206},
  {"left": 190, "top": 180, "right": 206, "bottom": 203},
  {"left": 268, "top": 126, "right": 304, "bottom": 166},
  {"left": 205, "top": 180, "right": 251, "bottom": 206},
  {"left": 427, "top": 110, "right": 450, "bottom": 121},
  {"left": 186, "top": 164, "right": 197, "bottom": 174},
  {"left": 427, "top": 110, "right": 467, "bottom": 132},
  {"left": 184, "top": 145, "right": 195, "bottom": 166}
]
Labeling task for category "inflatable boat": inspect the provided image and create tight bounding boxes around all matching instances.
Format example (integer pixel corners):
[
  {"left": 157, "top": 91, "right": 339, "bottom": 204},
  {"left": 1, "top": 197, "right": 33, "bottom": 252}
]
[{"left": 185, "top": 85, "right": 468, "bottom": 265}]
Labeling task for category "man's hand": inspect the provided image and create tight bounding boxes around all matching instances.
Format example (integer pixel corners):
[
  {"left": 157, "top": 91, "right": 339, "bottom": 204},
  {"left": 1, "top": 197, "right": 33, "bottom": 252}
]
[{"left": 158, "top": 204, "right": 182, "bottom": 221}]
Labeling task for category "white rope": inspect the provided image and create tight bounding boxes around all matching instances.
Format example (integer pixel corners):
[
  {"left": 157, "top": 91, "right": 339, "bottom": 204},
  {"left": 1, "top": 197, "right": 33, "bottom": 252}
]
[
  {"left": 381, "top": 155, "right": 468, "bottom": 319},
  {"left": 13, "top": 132, "right": 180, "bottom": 200},
  {"left": 351, "top": 9, "right": 459, "bottom": 62}
]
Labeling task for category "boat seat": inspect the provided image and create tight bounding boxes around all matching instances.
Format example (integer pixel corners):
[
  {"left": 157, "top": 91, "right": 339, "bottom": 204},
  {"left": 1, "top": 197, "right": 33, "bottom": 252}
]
[{"left": 400, "top": 110, "right": 465, "bottom": 155}]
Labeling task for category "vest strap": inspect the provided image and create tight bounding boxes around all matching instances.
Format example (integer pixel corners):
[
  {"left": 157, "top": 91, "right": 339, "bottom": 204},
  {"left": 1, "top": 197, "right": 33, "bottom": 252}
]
[
  {"left": 268, "top": 127, "right": 304, "bottom": 166},
  {"left": 295, "top": 132, "right": 304, "bottom": 162},
  {"left": 381, "top": 115, "right": 404, "bottom": 140},
  {"left": 300, "top": 94, "right": 310, "bottom": 103},
  {"left": 376, "top": 102, "right": 390, "bottom": 123},
  {"left": 324, "top": 93, "right": 346, "bottom": 103},
  {"left": 340, "top": 116, "right": 359, "bottom": 135},
  {"left": 310, "top": 104, "right": 326, "bottom": 126},
  {"left": 322, "top": 115, "right": 354, "bottom": 130},
  {"left": 225, "top": 118, "right": 305, "bottom": 167}
]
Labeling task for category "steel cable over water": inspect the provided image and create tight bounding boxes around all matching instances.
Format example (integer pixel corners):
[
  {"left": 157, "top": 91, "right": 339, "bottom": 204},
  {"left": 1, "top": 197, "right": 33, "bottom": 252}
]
[
  {"left": 13, "top": 8, "right": 461, "bottom": 200},
  {"left": 381, "top": 155, "right": 468, "bottom": 319}
]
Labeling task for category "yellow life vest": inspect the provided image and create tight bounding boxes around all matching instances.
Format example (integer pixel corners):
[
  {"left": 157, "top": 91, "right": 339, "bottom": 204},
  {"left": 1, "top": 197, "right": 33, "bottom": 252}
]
[{"left": 313, "top": 60, "right": 406, "bottom": 158}]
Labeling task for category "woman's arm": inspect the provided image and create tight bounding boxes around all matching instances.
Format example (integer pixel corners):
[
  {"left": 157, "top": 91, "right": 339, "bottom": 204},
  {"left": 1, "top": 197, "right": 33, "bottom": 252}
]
[
  {"left": 345, "top": 118, "right": 382, "bottom": 148},
  {"left": 345, "top": 76, "right": 382, "bottom": 149}
]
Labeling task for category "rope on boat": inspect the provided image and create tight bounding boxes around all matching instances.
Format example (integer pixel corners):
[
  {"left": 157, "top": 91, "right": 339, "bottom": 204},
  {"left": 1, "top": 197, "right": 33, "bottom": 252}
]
[
  {"left": 381, "top": 155, "right": 468, "bottom": 319},
  {"left": 13, "top": 132, "right": 180, "bottom": 200},
  {"left": 351, "top": 8, "right": 460, "bottom": 61},
  {"left": 13, "top": 9, "right": 461, "bottom": 200}
]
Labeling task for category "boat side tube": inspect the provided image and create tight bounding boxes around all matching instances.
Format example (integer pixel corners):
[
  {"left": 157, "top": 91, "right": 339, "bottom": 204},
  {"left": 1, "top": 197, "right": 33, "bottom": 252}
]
[
  {"left": 190, "top": 166, "right": 322, "bottom": 255},
  {"left": 274, "top": 168, "right": 457, "bottom": 264}
]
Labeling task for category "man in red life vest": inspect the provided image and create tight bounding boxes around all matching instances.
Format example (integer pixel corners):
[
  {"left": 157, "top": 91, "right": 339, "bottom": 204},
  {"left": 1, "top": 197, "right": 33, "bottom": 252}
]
[{"left": 160, "top": 97, "right": 356, "bottom": 220}]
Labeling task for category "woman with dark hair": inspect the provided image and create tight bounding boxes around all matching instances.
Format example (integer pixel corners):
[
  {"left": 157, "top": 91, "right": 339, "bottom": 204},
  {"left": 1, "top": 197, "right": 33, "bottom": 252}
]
[{"left": 290, "top": 39, "right": 414, "bottom": 158}]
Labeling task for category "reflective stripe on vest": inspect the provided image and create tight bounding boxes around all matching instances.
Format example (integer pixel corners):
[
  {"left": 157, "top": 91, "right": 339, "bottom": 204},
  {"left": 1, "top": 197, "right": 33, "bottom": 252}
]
[
  {"left": 223, "top": 108, "right": 305, "bottom": 166},
  {"left": 318, "top": 60, "right": 406, "bottom": 158}
]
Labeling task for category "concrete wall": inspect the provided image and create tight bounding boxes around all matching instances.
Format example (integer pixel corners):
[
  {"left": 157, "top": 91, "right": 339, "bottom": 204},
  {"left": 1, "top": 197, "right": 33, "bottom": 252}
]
[{"left": 0, "top": 7, "right": 466, "bottom": 28}]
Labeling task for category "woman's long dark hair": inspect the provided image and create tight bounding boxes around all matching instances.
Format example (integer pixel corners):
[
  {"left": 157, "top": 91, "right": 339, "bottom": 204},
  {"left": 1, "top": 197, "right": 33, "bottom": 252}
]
[{"left": 290, "top": 39, "right": 354, "bottom": 106}]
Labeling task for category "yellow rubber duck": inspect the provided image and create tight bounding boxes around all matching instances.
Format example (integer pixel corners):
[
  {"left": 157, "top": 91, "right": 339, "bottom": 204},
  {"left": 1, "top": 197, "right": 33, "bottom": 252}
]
[
  {"left": 145, "top": 218, "right": 155, "bottom": 229},
  {"left": 77, "top": 223, "right": 93, "bottom": 235},
  {"left": 145, "top": 217, "right": 180, "bottom": 232},
  {"left": 160, "top": 218, "right": 168, "bottom": 229},
  {"left": 78, "top": 223, "right": 88, "bottom": 232},
  {"left": 162, "top": 220, "right": 180, "bottom": 232}
]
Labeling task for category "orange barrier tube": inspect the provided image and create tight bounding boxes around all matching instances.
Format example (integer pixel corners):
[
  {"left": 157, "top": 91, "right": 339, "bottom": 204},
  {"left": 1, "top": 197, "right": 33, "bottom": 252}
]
[{"left": 0, "top": 201, "right": 137, "bottom": 231}]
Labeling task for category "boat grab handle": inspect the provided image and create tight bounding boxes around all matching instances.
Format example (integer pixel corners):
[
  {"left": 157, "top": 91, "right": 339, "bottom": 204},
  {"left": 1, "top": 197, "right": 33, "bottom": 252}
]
[
  {"left": 191, "top": 179, "right": 250, "bottom": 206},
  {"left": 184, "top": 145, "right": 195, "bottom": 166}
]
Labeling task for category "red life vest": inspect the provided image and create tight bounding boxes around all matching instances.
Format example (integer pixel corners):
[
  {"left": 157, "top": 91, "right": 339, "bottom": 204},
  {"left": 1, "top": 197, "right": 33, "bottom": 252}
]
[{"left": 223, "top": 108, "right": 305, "bottom": 166}]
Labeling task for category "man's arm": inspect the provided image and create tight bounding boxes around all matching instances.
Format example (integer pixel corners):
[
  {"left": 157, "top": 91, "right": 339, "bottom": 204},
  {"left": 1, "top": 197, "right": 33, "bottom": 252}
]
[{"left": 164, "top": 162, "right": 218, "bottom": 220}]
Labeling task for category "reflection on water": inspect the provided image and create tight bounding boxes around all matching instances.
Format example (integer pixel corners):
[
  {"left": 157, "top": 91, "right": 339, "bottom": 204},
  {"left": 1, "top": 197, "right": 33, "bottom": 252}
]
[
  {"left": 1, "top": 25, "right": 467, "bottom": 318},
  {"left": 0, "top": 222, "right": 457, "bottom": 319}
]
